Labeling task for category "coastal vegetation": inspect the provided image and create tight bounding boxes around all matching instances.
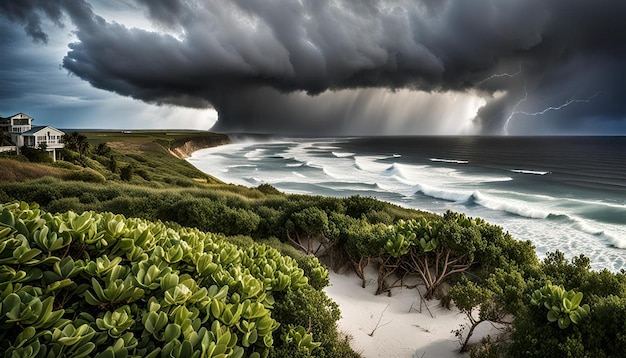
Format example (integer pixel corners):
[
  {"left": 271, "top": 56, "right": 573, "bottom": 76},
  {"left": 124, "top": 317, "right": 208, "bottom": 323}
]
[{"left": 2, "top": 131, "right": 626, "bottom": 357}]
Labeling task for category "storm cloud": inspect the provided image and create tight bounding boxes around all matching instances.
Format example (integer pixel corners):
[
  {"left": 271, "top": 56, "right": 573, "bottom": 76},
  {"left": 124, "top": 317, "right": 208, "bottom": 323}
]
[{"left": 2, "top": 0, "right": 626, "bottom": 134}]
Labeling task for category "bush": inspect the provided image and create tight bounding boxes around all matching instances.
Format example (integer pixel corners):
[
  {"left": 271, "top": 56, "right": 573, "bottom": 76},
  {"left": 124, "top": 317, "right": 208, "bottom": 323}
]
[
  {"left": 0, "top": 202, "right": 355, "bottom": 357},
  {"left": 46, "top": 197, "right": 87, "bottom": 214},
  {"left": 296, "top": 255, "right": 330, "bottom": 290},
  {"left": 107, "top": 155, "right": 118, "bottom": 173},
  {"left": 120, "top": 164, "right": 134, "bottom": 181},
  {"left": 20, "top": 146, "right": 52, "bottom": 163},
  {"left": 169, "top": 199, "right": 260, "bottom": 236},
  {"left": 257, "top": 183, "right": 281, "bottom": 195},
  {"left": 50, "top": 160, "right": 82, "bottom": 170},
  {"left": 63, "top": 168, "right": 106, "bottom": 183},
  {"left": 272, "top": 286, "right": 342, "bottom": 357},
  {"left": 60, "top": 148, "right": 81, "bottom": 163},
  {"left": 344, "top": 195, "right": 384, "bottom": 218}
]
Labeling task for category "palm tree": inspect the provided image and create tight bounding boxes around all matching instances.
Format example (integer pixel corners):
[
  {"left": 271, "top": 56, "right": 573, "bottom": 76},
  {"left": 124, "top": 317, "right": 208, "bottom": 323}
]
[
  {"left": 62, "top": 132, "right": 90, "bottom": 157},
  {"left": 62, "top": 132, "right": 79, "bottom": 151},
  {"left": 76, "top": 135, "right": 90, "bottom": 157}
]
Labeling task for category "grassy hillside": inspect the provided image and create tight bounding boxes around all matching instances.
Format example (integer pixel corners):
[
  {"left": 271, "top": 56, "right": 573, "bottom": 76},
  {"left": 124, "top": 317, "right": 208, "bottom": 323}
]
[
  {"left": 0, "top": 158, "right": 69, "bottom": 182},
  {"left": 2, "top": 130, "right": 229, "bottom": 188},
  {"left": 82, "top": 130, "right": 229, "bottom": 186}
]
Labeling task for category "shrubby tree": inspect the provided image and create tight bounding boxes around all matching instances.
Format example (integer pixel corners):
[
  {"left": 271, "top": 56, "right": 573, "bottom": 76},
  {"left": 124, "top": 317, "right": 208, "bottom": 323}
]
[
  {"left": 94, "top": 142, "right": 112, "bottom": 156},
  {"left": 107, "top": 155, "right": 118, "bottom": 173},
  {"left": 120, "top": 164, "right": 134, "bottom": 181},
  {"left": 450, "top": 277, "right": 502, "bottom": 352},
  {"left": 378, "top": 212, "right": 487, "bottom": 298},
  {"left": 286, "top": 207, "right": 337, "bottom": 258}
]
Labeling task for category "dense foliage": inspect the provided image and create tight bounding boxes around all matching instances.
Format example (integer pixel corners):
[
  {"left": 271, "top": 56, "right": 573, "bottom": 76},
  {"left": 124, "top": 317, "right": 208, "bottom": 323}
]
[{"left": 0, "top": 201, "right": 344, "bottom": 357}]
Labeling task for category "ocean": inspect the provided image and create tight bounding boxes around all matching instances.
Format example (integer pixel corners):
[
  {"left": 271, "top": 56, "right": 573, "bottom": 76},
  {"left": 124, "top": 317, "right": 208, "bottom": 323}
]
[{"left": 188, "top": 136, "right": 626, "bottom": 271}]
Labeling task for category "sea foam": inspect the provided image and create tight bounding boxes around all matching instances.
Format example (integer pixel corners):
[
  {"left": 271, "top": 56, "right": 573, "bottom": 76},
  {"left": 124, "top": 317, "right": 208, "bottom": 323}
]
[
  {"left": 430, "top": 158, "right": 469, "bottom": 164},
  {"left": 510, "top": 169, "right": 551, "bottom": 175},
  {"left": 332, "top": 151, "right": 355, "bottom": 158}
]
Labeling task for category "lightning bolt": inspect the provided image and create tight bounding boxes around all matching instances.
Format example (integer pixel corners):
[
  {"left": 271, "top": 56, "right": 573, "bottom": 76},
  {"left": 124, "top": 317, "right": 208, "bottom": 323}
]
[
  {"left": 503, "top": 91, "right": 602, "bottom": 135},
  {"left": 502, "top": 85, "right": 528, "bottom": 135},
  {"left": 517, "top": 92, "right": 602, "bottom": 116},
  {"left": 477, "top": 64, "right": 522, "bottom": 85}
]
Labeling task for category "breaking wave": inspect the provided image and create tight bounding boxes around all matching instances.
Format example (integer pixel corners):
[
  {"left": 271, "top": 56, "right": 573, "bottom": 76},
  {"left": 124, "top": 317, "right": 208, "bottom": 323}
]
[
  {"left": 430, "top": 158, "right": 469, "bottom": 164},
  {"left": 510, "top": 169, "right": 551, "bottom": 175},
  {"left": 332, "top": 151, "right": 355, "bottom": 158}
]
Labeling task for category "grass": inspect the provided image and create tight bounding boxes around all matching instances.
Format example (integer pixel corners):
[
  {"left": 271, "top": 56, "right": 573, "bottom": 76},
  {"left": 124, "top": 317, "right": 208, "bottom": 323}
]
[
  {"left": 0, "top": 158, "right": 69, "bottom": 182},
  {"left": 83, "top": 130, "right": 230, "bottom": 187}
]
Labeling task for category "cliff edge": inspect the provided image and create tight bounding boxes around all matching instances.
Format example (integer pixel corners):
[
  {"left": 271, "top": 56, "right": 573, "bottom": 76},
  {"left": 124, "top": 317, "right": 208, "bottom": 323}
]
[{"left": 169, "top": 133, "right": 231, "bottom": 159}]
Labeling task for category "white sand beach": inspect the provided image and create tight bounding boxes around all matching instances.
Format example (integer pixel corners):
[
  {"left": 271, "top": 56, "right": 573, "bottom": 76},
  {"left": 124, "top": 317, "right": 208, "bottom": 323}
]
[{"left": 325, "top": 270, "right": 498, "bottom": 358}]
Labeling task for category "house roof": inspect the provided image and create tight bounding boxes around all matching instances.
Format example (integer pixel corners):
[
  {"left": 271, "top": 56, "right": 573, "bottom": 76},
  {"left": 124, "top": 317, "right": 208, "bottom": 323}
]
[
  {"left": 21, "top": 125, "right": 65, "bottom": 136},
  {"left": 8, "top": 113, "right": 33, "bottom": 120}
]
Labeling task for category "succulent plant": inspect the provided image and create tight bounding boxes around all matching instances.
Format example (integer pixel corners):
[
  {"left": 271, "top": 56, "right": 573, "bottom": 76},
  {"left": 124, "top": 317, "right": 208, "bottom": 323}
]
[
  {"left": 531, "top": 281, "right": 591, "bottom": 329},
  {"left": 0, "top": 201, "right": 327, "bottom": 357}
]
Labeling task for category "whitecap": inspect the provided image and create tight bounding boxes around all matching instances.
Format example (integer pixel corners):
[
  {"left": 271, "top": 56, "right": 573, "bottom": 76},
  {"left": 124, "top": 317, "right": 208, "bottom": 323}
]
[
  {"left": 606, "top": 232, "right": 626, "bottom": 249},
  {"left": 227, "top": 164, "right": 257, "bottom": 168},
  {"left": 429, "top": 158, "right": 469, "bottom": 164},
  {"left": 571, "top": 218, "right": 605, "bottom": 236},
  {"left": 244, "top": 148, "right": 267, "bottom": 161},
  {"left": 510, "top": 169, "right": 551, "bottom": 175},
  {"left": 354, "top": 156, "right": 392, "bottom": 173},
  {"left": 331, "top": 151, "right": 356, "bottom": 158},
  {"left": 314, "top": 145, "right": 341, "bottom": 150},
  {"left": 414, "top": 183, "right": 473, "bottom": 203},
  {"left": 471, "top": 191, "right": 552, "bottom": 219}
]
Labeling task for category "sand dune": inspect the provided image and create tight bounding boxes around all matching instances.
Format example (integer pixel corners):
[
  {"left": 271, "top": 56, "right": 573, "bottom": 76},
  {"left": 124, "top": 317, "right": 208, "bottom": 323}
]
[{"left": 325, "top": 270, "right": 500, "bottom": 357}]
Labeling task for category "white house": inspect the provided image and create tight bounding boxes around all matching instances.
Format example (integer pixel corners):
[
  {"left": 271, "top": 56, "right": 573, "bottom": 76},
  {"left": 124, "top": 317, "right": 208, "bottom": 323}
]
[{"left": 0, "top": 113, "right": 65, "bottom": 160}]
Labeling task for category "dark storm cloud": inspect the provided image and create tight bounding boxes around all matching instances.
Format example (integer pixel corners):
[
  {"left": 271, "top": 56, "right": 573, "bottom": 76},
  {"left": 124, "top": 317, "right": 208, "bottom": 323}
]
[
  {"left": 0, "top": 0, "right": 66, "bottom": 43},
  {"left": 3, "top": 0, "right": 626, "bottom": 134}
]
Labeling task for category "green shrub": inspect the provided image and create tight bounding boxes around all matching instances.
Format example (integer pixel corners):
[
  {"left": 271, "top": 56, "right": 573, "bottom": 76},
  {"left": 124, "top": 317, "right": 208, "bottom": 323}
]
[
  {"left": 0, "top": 201, "right": 353, "bottom": 357},
  {"left": 107, "top": 155, "right": 118, "bottom": 173},
  {"left": 295, "top": 255, "right": 330, "bottom": 291},
  {"left": 46, "top": 197, "right": 87, "bottom": 214},
  {"left": 169, "top": 199, "right": 260, "bottom": 236},
  {"left": 50, "top": 160, "right": 82, "bottom": 170},
  {"left": 272, "top": 286, "right": 341, "bottom": 357},
  {"left": 63, "top": 168, "right": 106, "bottom": 183},
  {"left": 135, "top": 168, "right": 151, "bottom": 181},
  {"left": 225, "top": 235, "right": 256, "bottom": 249},
  {"left": 20, "top": 146, "right": 52, "bottom": 163},
  {"left": 343, "top": 195, "right": 384, "bottom": 218},
  {"left": 120, "top": 164, "right": 134, "bottom": 181},
  {"left": 60, "top": 148, "right": 81, "bottom": 163},
  {"left": 256, "top": 184, "right": 281, "bottom": 195}
]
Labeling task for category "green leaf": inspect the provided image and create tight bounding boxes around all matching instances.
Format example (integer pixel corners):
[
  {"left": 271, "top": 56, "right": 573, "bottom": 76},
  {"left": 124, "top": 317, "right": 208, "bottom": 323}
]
[
  {"left": 71, "top": 342, "right": 95, "bottom": 358},
  {"left": 164, "top": 323, "right": 182, "bottom": 341},
  {"left": 557, "top": 316, "right": 571, "bottom": 329},
  {"left": 547, "top": 309, "right": 559, "bottom": 322},
  {"left": 570, "top": 291, "right": 583, "bottom": 308}
]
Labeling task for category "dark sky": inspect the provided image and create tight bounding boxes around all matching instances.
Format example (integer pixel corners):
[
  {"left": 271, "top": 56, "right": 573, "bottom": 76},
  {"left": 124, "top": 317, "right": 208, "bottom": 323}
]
[{"left": 1, "top": 0, "right": 625, "bottom": 135}]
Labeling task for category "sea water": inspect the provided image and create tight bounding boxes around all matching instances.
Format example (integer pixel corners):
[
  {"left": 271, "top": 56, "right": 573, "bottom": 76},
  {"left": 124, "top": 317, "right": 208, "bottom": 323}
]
[{"left": 188, "top": 136, "right": 626, "bottom": 271}]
